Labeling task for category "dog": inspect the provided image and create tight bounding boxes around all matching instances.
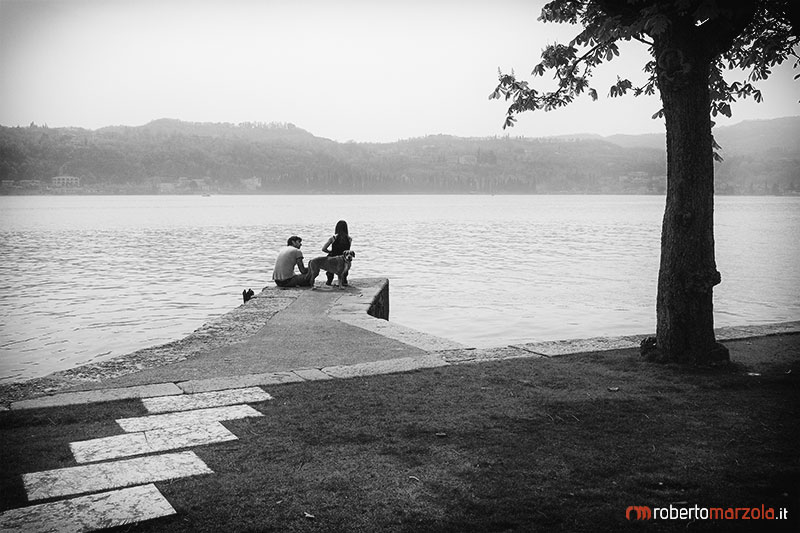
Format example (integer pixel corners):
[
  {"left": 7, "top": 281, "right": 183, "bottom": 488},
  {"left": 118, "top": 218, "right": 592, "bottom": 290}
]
[{"left": 308, "top": 250, "right": 355, "bottom": 288}]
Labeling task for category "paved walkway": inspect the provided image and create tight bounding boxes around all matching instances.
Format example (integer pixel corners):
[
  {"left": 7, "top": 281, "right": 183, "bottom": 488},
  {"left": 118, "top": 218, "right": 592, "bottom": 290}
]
[
  {"left": 3, "top": 277, "right": 799, "bottom": 409},
  {"left": 0, "top": 279, "right": 449, "bottom": 407},
  {"left": 1, "top": 278, "right": 798, "bottom": 531}
]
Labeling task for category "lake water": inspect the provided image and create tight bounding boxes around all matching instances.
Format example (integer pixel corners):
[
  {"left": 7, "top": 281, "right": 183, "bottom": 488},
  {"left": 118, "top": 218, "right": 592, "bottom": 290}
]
[{"left": 1, "top": 194, "right": 798, "bottom": 384}]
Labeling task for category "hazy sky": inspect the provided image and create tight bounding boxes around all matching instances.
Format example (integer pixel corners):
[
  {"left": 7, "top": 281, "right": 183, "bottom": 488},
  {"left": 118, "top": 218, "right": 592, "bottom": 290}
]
[{"left": 1, "top": 0, "right": 798, "bottom": 142}]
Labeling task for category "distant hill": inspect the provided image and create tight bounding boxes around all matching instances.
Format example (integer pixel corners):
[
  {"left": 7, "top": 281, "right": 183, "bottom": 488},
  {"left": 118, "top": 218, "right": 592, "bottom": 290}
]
[
  {"left": 712, "top": 116, "right": 800, "bottom": 155},
  {"left": 98, "top": 118, "right": 329, "bottom": 145},
  {"left": 605, "top": 132, "right": 664, "bottom": 150},
  {"left": 606, "top": 116, "right": 800, "bottom": 155},
  {"left": 1, "top": 116, "right": 797, "bottom": 195}
]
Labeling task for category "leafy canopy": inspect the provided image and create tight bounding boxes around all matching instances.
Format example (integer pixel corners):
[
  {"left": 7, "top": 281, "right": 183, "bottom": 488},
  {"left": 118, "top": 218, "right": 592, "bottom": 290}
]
[{"left": 490, "top": 0, "right": 799, "bottom": 128}]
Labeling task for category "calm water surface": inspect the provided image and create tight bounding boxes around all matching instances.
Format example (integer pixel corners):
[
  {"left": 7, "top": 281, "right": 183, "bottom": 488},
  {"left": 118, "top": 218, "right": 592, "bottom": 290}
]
[{"left": 1, "top": 194, "right": 798, "bottom": 383}]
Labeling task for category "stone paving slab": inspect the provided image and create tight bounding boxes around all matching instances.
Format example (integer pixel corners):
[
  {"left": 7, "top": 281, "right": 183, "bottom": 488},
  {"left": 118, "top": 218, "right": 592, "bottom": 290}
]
[
  {"left": 142, "top": 386, "right": 272, "bottom": 414},
  {"left": 71, "top": 422, "right": 238, "bottom": 463},
  {"left": 23, "top": 451, "right": 212, "bottom": 501},
  {"left": 511, "top": 335, "right": 644, "bottom": 357},
  {"left": 744, "top": 321, "right": 800, "bottom": 335},
  {"left": 116, "top": 404, "right": 263, "bottom": 433},
  {"left": 332, "top": 311, "right": 466, "bottom": 352},
  {"left": 0, "top": 484, "right": 175, "bottom": 533},
  {"left": 177, "top": 371, "right": 305, "bottom": 394},
  {"left": 716, "top": 327, "right": 760, "bottom": 341},
  {"left": 9, "top": 383, "right": 183, "bottom": 411},
  {"left": 321, "top": 354, "right": 449, "bottom": 379},
  {"left": 716, "top": 321, "right": 800, "bottom": 340},
  {"left": 504, "top": 323, "right": 800, "bottom": 358},
  {"left": 441, "top": 346, "right": 543, "bottom": 364},
  {"left": 292, "top": 368, "right": 333, "bottom": 381}
]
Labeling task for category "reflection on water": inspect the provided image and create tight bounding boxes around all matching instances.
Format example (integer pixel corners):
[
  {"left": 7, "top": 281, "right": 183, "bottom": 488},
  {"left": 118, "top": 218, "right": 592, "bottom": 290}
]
[{"left": 1, "top": 194, "right": 798, "bottom": 383}]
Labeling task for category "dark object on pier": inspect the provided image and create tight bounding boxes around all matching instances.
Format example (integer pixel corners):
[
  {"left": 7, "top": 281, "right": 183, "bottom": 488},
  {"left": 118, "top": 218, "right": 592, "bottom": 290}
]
[{"left": 242, "top": 288, "right": 255, "bottom": 303}]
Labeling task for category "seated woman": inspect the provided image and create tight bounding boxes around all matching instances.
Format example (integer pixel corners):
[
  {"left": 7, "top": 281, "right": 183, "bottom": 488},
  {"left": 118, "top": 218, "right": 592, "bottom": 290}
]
[{"left": 321, "top": 220, "right": 353, "bottom": 286}]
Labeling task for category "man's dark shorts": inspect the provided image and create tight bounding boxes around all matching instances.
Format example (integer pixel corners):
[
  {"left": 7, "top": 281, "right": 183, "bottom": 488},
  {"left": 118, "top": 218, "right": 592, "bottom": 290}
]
[{"left": 274, "top": 273, "right": 314, "bottom": 287}]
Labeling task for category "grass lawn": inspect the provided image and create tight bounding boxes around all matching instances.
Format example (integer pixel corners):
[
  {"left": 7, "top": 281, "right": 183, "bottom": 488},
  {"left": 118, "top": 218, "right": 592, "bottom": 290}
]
[{"left": 1, "top": 334, "right": 798, "bottom": 532}]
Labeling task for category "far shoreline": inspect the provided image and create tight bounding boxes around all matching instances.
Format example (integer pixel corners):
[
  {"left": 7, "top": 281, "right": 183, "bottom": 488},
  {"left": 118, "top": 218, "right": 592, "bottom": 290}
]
[{"left": 3, "top": 191, "right": 800, "bottom": 197}]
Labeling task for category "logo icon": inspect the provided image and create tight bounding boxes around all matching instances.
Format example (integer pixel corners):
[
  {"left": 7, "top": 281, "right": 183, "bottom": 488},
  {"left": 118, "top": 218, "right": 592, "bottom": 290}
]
[{"left": 626, "top": 506, "right": 653, "bottom": 520}]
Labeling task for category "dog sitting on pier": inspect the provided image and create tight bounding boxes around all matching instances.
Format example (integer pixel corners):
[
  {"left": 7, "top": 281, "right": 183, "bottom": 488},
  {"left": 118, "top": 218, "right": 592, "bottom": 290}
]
[{"left": 308, "top": 250, "right": 355, "bottom": 288}]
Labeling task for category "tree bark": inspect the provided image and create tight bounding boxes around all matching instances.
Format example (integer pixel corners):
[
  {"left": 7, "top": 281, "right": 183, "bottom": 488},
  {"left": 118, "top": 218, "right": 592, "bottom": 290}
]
[{"left": 650, "top": 23, "right": 729, "bottom": 364}]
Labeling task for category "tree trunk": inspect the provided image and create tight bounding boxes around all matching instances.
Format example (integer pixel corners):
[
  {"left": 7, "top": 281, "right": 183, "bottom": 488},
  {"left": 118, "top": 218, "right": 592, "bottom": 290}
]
[{"left": 650, "top": 30, "right": 729, "bottom": 364}]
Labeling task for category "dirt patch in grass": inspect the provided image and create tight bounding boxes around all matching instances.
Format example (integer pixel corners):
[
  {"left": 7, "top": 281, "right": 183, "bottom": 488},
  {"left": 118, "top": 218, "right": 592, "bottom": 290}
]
[{"left": 1, "top": 334, "right": 798, "bottom": 532}]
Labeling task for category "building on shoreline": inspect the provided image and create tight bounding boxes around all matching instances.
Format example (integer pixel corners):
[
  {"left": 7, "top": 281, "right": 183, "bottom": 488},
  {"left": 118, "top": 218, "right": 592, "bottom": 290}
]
[{"left": 51, "top": 176, "right": 81, "bottom": 188}]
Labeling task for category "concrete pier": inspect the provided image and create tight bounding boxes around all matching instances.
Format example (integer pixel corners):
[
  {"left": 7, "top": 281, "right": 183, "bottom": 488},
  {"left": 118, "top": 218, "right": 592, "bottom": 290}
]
[
  {"left": 1, "top": 278, "right": 464, "bottom": 408},
  {"left": 2, "top": 277, "right": 797, "bottom": 410}
]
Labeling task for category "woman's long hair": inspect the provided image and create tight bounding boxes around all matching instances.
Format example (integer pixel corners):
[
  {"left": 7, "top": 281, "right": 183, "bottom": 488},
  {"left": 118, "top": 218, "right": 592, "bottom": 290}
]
[{"left": 332, "top": 220, "right": 350, "bottom": 252}]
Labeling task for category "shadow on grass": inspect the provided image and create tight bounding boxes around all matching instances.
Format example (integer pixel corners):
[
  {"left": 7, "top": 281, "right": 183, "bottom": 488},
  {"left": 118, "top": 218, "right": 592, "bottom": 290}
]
[{"left": 1, "top": 335, "right": 798, "bottom": 532}]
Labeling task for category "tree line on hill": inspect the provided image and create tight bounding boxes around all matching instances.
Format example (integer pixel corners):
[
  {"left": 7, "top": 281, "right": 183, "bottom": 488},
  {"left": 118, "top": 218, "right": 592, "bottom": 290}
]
[{"left": 0, "top": 117, "right": 797, "bottom": 195}]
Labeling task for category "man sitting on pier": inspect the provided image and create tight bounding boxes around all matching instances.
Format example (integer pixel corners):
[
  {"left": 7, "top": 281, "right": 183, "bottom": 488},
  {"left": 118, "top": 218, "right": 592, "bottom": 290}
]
[{"left": 272, "top": 236, "right": 319, "bottom": 287}]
